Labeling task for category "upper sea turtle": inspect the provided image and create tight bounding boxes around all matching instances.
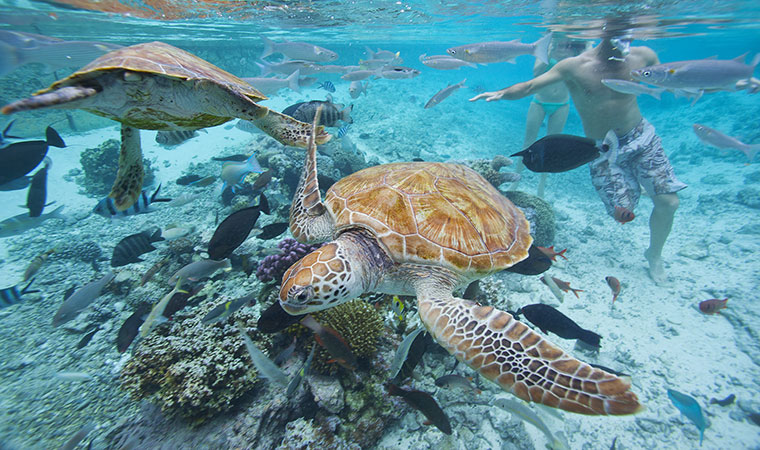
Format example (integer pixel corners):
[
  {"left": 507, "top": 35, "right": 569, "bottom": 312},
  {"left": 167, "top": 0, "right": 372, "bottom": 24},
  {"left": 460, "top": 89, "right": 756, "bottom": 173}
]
[
  {"left": 1, "top": 41, "right": 330, "bottom": 211},
  {"left": 280, "top": 109, "right": 643, "bottom": 416}
]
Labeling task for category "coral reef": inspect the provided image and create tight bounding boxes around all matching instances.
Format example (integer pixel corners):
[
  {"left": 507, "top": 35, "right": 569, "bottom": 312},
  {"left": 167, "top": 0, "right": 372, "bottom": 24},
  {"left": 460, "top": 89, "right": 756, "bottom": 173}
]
[
  {"left": 78, "top": 139, "right": 156, "bottom": 197},
  {"left": 503, "top": 190, "right": 556, "bottom": 247},
  {"left": 465, "top": 158, "right": 520, "bottom": 188},
  {"left": 277, "top": 417, "right": 359, "bottom": 450},
  {"left": 256, "top": 238, "right": 323, "bottom": 283},
  {"left": 51, "top": 240, "right": 105, "bottom": 271},
  {"left": 120, "top": 298, "right": 262, "bottom": 423}
]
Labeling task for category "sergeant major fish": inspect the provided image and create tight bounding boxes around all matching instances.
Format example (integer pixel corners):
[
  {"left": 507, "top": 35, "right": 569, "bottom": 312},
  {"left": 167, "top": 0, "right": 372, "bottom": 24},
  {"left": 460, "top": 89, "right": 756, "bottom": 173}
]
[
  {"left": 447, "top": 34, "right": 551, "bottom": 65},
  {"left": 93, "top": 184, "right": 170, "bottom": 218},
  {"left": 425, "top": 79, "right": 467, "bottom": 109},
  {"left": 155, "top": 129, "right": 199, "bottom": 147},
  {"left": 111, "top": 228, "right": 164, "bottom": 267},
  {"left": 0, "top": 279, "right": 38, "bottom": 308}
]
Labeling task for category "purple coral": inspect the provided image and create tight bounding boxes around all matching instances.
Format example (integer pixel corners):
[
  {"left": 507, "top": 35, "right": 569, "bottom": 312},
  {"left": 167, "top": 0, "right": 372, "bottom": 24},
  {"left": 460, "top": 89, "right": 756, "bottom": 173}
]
[{"left": 256, "top": 238, "right": 322, "bottom": 283}]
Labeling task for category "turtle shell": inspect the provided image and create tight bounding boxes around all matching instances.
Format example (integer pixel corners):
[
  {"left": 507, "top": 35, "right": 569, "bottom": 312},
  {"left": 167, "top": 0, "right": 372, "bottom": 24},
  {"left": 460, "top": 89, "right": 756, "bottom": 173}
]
[
  {"left": 37, "top": 41, "right": 267, "bottom": 102},
  {"left": 325, "top": 162, "right": 532, "bottom": 275}
]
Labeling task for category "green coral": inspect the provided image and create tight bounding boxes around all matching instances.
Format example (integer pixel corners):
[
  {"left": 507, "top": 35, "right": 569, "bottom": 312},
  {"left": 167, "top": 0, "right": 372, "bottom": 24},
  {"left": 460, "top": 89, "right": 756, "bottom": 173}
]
[
  {"left": 504, "top": 190, "right": 556, "bottom": 246},
  {"left": 79, "top": 138, "right": 155, "bottom": 197}
]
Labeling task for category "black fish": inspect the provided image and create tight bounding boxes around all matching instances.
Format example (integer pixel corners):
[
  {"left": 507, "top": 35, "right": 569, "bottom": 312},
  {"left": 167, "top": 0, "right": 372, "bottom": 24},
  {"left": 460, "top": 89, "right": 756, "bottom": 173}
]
[
  {"left": 208, "top": 194, "right": 268, "bottom": 260},
  {"left": 176, "top": 174, "right": 203, "bottom": 185},
  {"left": 111, "top": 229, "right": 164, "bottom": 267},
  {"left": 504, "top": 244, "right": 551, "bottom": 275},
  {"left": 257, "top": 301, "right": 302, "bottom": 333},
  {"left": 709, "top": 394, "right": 736, "bottom": 407},
  {"left": 386, "top": 384, "right": 452, "bottom": 435},
  {"left": 76, "top": 327, "right": 99, "bottom": 349},
  {"left": 162, "top": 286, "right": 200, "bottom": 318},
  {"left": 749, "top": 413, "right": 760, "bottom": 427},
  {"left": 0, "top": 278, "right": 38, "bottom": 309},
  {"left": 462, "top": 280, "right": 483, "bottom": 300},
  {"left": 0, "top": 126, "right": 65, "bottom": 185},
  {"left": 117, "top": 304, "right": 150, "bottom": 353},
  {"left": 517, "top": 303, "right": 602, "bottom": 348},
  {"left": 510, "top": 133, "right": 613, "bottom": 173},
  {"left": 212, "top": 154, "right": 250, "bottom": 162},
  {"left": 393, "top": 331, "right": 432, "bottom": 383},
  {"left": 282, "top": 99, "right": 353, "bottom": 127},
  {"left": 155, "top": 129, "right": 198, "bottom": 147},
  {"left": 256, "top": 222, "right": 289, "bottom": 241},
  {"left": 26, "top": 157, "right": 50, "bottom": 217}
]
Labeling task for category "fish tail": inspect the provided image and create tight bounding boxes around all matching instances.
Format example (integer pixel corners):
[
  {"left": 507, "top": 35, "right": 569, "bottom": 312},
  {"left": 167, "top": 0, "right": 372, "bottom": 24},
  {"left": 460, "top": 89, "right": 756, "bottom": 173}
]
[
  {"left": 571, "top": 288, "right": 583, "bottom": 298},
  {"left": 533, "top": 33, "right": 552, "bottom": 65},
  {"left": 246, "top": 154, "right": 263, "bottom": 173},
  {"left": 745, "top": 144, "right": 760, "bottom": 162},
  {"left": 45, "top": 126, "right": 66, "bottom": 148},
  {"left": 150, "top": 183, "right": 171, "bottom": 203},
  {"left": 20, "top": 277, "right": 39, "bottom": 295},
  {"left": 260, "top": 36, "right": 276, "bottom": 59},
  {"left": 254, "top": 59, "right": 272, "bottom": 77},
  {"left": 342, "top": 104, "right": 354, "bottom": 124},
  {"left": 652, "top": 88, "right": 663, "bottom": 100},
  {"left": 751, "top": 53, "right": 760, "bottom": 68},
  {"left": 579, "top": 329, "right": 602, "bottom": 348},
  {"left": 286, "top": 69, "right": 301, "bottom": 93}
]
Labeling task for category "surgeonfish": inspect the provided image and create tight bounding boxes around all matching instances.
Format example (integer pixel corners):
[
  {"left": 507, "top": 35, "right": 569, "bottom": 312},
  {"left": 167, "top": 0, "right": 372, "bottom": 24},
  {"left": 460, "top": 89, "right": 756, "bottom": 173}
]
[
  {"left": 286, "top": 343, "right": 316, "bottom": 398},
  {"left": 667, "top": 389, "right": 707, "bottom": 446},
  {"left": 256, "top": 222, "right": 289, "bottom": 241},
  {"left": 260, "top": 36, "right": 338, "bottom": 62},
  {"left": 511, "top": 131, "right": 618, "bottom": 173},
  {"left": 692, "top": 123, "right": 760, "bottom": 162},
  {"left": 220, "top": 154, "right": 263, "bottom": 193},
  {"left": 447, "top": 34, "right": 552, "bottom": 65},
  {"left": 516, "top": 303, "right": 602, "bottom": 348},
  {"left": 493, "top": 397, "right": 567, "bottom": 450},
  {"left": 23, "top": 248, "right": 55, "bottom": 281},
  {"left": 110, "top": 228, "right": 164, "bottom": 267},
  {"left": 601, "top": 79, "right": 666, "bottom": 99},
  {"left": 139, "top": 279, "right": 187, "bottom": 338},
  {"left": 541, "top": 276, "right": 583, "bottom": 298},
  {"left": 300, "top": 314, "right": 357, "bottom": 370},
  {"left": 390, "top": 327, "right": 425, "bottom": 379},
  {"left": 207, "top": 198, "right": 266, "bottom": 260},
  {"left": 0, "top": 279, "right": 38, "bottom": 308},
  {"left": 0, "top": 125, "right": 65, "bottom": 185},
  {"left": 201, "top": 293, "right": 256, "bottom": 324},
  {"left": 0, "top": 204, "right": 64, "bottom": 238},
  {"left": 52, "top": 271, "right": 115, "bottom": 327},
  {"left": 424, "top": 79, "right": 467, "bottom": 109},
  {"left": 93, "top": 184, "right": 170, "bottom": 218},
  {"left": 386, "top": 383, "right": 452, "bottom": 435},
  {"left": 117, "top": 304, "right": 150, "bottom": 352},
  {"left": 505, "top": 244, "right": 552, "bottom": 275},
  {"left": 235, "top": 320, "right": 288, "bottom": 386},
  {"left": 169, "top": 259, "right": 231, "bottom": 285},
  {"left": 26, "top": 156, "right": 50, "bottom": 217},
  {"left": 698, "top": 298, "right": 728, "bottom": 315}
]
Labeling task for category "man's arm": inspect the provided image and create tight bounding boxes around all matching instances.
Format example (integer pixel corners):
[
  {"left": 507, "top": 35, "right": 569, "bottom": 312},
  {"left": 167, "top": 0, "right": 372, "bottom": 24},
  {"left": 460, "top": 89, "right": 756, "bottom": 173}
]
[{"left": 470, "top": 62, "right": 566, "bottom": 102}]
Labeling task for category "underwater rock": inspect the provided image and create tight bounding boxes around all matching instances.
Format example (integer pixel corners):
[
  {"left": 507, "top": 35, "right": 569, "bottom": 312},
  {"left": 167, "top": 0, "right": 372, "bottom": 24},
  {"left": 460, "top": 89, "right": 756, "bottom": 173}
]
[
  {"left": 465, "top": 158, "right": 520, "bottom": 188},
  {"left": 77, "top": 139, "right": 155, "bottom": 197},
  {"left": 306, "top": 375, "right": 345, "bottom": 414},
  {"left": 736, "top": 188, "right": 760, "bottom": 209},
  {"left": 503, "top": 190, "right": 556, "bottom": 247},
  {"left": 277, "top": 417, "right": 359, "bottom": 450}
]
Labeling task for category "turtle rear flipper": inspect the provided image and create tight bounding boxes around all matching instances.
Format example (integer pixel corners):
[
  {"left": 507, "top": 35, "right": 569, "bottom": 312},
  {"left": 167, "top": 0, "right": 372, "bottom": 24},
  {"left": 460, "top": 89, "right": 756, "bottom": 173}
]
[
  {"left": 250, "top": 108, "right": 331, "bottom": 148},
  {"left": 2, "top": 86, "right": 98, "bottom": 115},
  {"left": 109, "top": 125, "right": 144, "bottom": 212}
]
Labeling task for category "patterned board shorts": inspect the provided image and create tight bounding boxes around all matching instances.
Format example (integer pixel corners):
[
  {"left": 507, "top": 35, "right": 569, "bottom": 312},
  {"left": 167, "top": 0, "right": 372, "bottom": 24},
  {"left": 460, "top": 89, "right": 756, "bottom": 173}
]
[{"left": 589, "top": 118, "right": 687, "bottom": 216}]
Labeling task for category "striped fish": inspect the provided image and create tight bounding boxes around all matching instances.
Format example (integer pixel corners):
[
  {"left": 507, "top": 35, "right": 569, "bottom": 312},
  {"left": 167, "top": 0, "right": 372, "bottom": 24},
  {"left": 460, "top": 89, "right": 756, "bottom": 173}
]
[
  {"left": 92, "top": 184, "right": 171, "bottom": 218},
  {"left": 0, "top": 278, "right": 39, "bottom": 308},
  {"left": 111, "top": 228, "right": 164, "bottom": 267},
  {"left": 155, "top": 129, "right": 199, "bottom": 147},
  {"left": 317, "top": 81, "right": 336, "bottom": 92},
  {"left": 282, "top": 96, "right": 353, "bottom": 127},
  {"left": 337, "top": 124, "right": 352, "bottom": 138}
]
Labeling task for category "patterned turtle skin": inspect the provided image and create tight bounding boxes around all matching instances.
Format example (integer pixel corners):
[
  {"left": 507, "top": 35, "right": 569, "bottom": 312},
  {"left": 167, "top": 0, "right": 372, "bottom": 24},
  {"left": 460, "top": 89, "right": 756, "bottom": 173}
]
[
  {"left": 280, "top": 110, "right": 644, "bottom": 417},
  {"left": 1, "top": 41, "right": 330, "bottom": 210}
]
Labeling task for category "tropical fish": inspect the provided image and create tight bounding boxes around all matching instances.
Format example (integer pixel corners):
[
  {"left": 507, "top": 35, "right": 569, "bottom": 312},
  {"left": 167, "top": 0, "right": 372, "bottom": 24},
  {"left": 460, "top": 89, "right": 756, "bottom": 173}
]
[
  {"left": 0, "top": 279, "right": 38, "bottom": 308},
  {"left": 394, "top": 330, "right": 431, "bottom": 382},
  {"left": 709, "top": 394, "right": 735, "bottom": 407},
  {"left": 26, "top": 157, "right": 50, "bottom": 217},
  {"left": 425, "top": 79, "right": 467, "bottom": 109},
  {"left": 435, "top": 374, "right": 481, "bottom": 394},
  {"left": 317, "top": 81, "right": 336, "bottom": 93},
  {"left": 511, "top": 131, "right": 618, "bottom": 173},
  {"left": 188, "top": 176, "right": 216, "bottom": 188},
  {"left": 447, "top": 34, "right": 551, "bottom": 64},
  {"left": 505, "top": 244, "right": 552, "bottom": 275},
  {"left": 378, "top": 66, "right": 420, "bottom": 79},
  {"left": 260, "top": 37, "right": 338, "bottom": 62},
  {"left": 255, "top": 59, "right": 324, "bottom": 77},
  {"left": 161, "top": 225, "right": 193, "bottom": 240},
  {"left": 52, "top": 271, "right": 115, "bottom": 327},
  {"left": 201, "top": 293, "right": 256, "bottom": 324},
  {"left": 336, "top": 124, "right": 352, "bottom": 138},
  {"left": 175, "top": 174, "right": 204, "bottom": 185},
  {"left": 699, "top": 298, "right": 728, "bottom": 315},
  {"left": 462, "top": 281, "right": 482, "bottom": 301},
  {"left": 76, "top": 327, "right": 99, "bottom": 349},
  {"left": 386, "top": 384, "right": 452, "bottom": 435},
  {"left": 540, "top": 274, "right": 564, "bottom": 302},
  {"left": 257, "top": 301, "right": 302, "bottom": 333},
  {"left": 390, "top": 327, "right": 425, "bottom": 379},
  {"left": 155, "top": 129, "right": 198, "bottom": 147},
  {"left": 541, "top": 276, "right": 583, "bottom": 298},
  {"left": 0, "top": 125, "right": 65, "bottom": 185},
  {"left": 631, "top": 55, "right": 760, "bottom": 91},
  {"left": 349, "top": 80, "right": 369, "bottom": 99},
  {"left": 169, "top": 259, "right": 231, "bottom": 285},
  {"left": 0, "top": 204, "right": 64, "bottom": 238},
  {"left": 93, "top": 184, "right": 170, "bottom": 218},
  {"left": 286, "top": 343, "right": 316, "bottom": 398},
  {"left": 601, "top": 79, "right": 666, "bottom": 99},
  {"left": 221, "top": 154, "right": 263, "bottom": 193},
  {"left": 536, "top": 246, "right": 567, "bottom": 262},
  {"left": 693, "top": 124, "right": 760, "bottom": 162},
  {"left": 110, "top": 229, "right": 164, "bottom": 267},
  {"left": 252, "top": 169, "right": 273, "bottom": 190},
  {"left": 359, "top": 58, "right": 394, "bottom": 70},
  {"left": 207, "top": 195, "right": 268, "bottom": 260},
  {"left": 162, "top": 284, "right": 200, "bottom": 318},
  {"left": 139, "top": 279, "right": 187, "bottom": 338},
  {"left": 167, "top": 193, "right": 200, "bottom": 208},
  {"left": 667, "top": 388, "right": 707, "bottom": 446},
  {"left": 235, "top": 320, "right": 289, "bottom": 386},
  {"left": 606, "top": 276, "right": 621, "bottom": 304},
  {"left": 613, "top": 206, "right": 635, "bottom": 224},
  {"left": 211, "top": 154, "right": 250, "bottom": 162},
  {"left": 516, "top": 303, "right": 602, "bottom": 348},
  {"left": 300, "top": 314, "right": 357, "bottom": 370},
  {"left": 23, "top": 248, "right": 54, "bottom": 281},
  {"left": 419, "top": 53, "right": 477, "bottom": 70},
  {"left": 282, "top": 98, "right": 353, "bottom": 127},
  {"left": 139, "top": 257, "right": 168, "bottom": 286},
  {"left": 242, "top": 70, "right": 301, "bottom": 95},
  {"left": 493, "top": 397, "right": 566, "bottom": 449},
  {"left": 117, "top": 304, "right": 150, "bottom": 352},
  {"left": 256, "top": 222, "right": 289, "bottom": 241},
  {"left": 391, "top": 295, "right": 406, "bottom": 322}
]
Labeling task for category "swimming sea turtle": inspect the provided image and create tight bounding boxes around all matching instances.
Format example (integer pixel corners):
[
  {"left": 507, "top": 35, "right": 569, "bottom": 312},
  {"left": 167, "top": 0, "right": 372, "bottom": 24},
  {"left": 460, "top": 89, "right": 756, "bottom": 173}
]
[
  {"left": 1, "top": 41, "right": 331, "bottom": 211},
  {"left": 279, "top": 110, "right": 643, "bottom": 416}
]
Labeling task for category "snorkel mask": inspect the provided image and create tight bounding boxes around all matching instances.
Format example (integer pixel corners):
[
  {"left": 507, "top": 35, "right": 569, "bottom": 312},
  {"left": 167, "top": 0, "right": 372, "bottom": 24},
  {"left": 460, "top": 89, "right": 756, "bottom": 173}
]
[{"left": 609, "top": 33, "right": 633, "bottom": 61}]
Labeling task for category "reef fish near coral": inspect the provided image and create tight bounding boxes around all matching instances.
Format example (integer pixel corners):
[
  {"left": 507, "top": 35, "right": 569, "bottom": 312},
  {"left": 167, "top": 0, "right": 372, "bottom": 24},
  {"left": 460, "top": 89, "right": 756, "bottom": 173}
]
[
  {"left": 387, "top": 383, "right": 452, "bottom": 435},
  {"left": 52, "top": 271, "right": 114, "bottom": 327},
  {"left": 667, "top": 388, "right": 707, "bottom": 446},
  {"left": 256, "top": 222, "right": 289, "bottom": 241},
  {"left": 235, "top": 320, "right": 288, "bottom": 387},
  {"left": 26, "top": 157, "right": 50, "bottom": 217},
  {"left": 207, "top": 194, "right": 269, "bottom": 260},
  {"left": 516, "top": 303, "right": 601, "bottom": 348},
  {"left": 300, "top": 314, "right": 357, "bottom": 370},
  {"left": 93, "top": 184, "right": 171, "bottom": 218},
  {"left": 169, "top": 259, "right": 231, "bottom": 285},
  {"left": 201, "top": 293, "right": 256, "bottom": 324},
  {"left": 390, "top": 327, "right": 425, "bottom": 379},
  {"left": 220, "top": 154, "right": 263, "bottom": 193},
  {"left": 510, "top": 131, "right": 617, "bottom": 173},
  {"left": 286, "top": 343, "right": 316, "bottom": 398},
  {"left": 0, "top": 126, "right": 65, "bottom": 185},
  {"left": 117, "top": 304, "right": 150, "bottom": 353},
  {"left": 110, "top": 229, "right": 164, "bottom": 267},
  {"left": 0, "top": 279, "right": 38, "bottom": 308},
  {"left": 139, "top": 279, "right": 188, "bottom": 338}
]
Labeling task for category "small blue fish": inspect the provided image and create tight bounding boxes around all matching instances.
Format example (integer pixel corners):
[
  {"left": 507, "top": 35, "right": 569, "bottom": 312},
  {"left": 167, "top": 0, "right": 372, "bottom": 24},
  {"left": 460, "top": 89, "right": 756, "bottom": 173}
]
[
  {"left": 337, "top": 124, "right": 352, "bottom": 138},
  {"left": 318, "top": 81, "right": 336, "bottom": 93},
  {"left": 220, "top": 154, "right": 263, "bottom": 193},
  {"left": 93, "top": 184, "right": 171, "bottom": 218},
  {"left": 667, "top": 389, "right": 707, "bottom": 446},
  {"left": 0, "top": 279, "right": 38, "bottom": 308}
]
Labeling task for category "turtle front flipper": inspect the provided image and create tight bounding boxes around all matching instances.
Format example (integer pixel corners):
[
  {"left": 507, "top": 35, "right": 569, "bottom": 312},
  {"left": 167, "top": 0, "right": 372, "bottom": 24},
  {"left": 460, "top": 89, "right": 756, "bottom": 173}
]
[
  {"left": 249, "top": 107, "right": 331, "bottom": 148},
  {"left": 109, "top": 125, "right": 144, "bottom": 211},
  {"left": 416, "top": 285, "right": 644, "bottom": 416},
  {"left": 2, "top": 86, "right": 98, "bottom": 115},
  {"left": 288, "top": 106, "right": 335, "bottom": 244}
]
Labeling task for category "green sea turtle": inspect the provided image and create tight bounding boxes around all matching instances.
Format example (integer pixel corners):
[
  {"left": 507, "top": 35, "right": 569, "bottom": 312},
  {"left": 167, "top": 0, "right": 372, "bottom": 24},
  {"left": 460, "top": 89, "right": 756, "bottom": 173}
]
[
  {"left": 1, "top": 41, "right": 330, "bottom": 211},
  {"left": 279, "top": 110, "right": 643, "bottom": 416}
]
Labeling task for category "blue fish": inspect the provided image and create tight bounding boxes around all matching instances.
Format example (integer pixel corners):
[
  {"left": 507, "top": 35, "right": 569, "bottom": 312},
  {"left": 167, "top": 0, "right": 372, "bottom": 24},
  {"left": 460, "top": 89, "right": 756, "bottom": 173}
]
[
  {"left": 93, "top": 184, "right": 171, "bottom": 218},
  {"left": 220, "top": 154, "right": 263, "bottom": 193},
  {"left": 318, "top": 81, "right": 336, "bottom": 93},
  {"left": 667, "top": 389, "right": 707, "bottom": 446},
  {"left": 0, "top": 279, "right": 39, "bottom": 308},
  {"left": 337, "top": 124, "right": 352, "bottom": 138}
]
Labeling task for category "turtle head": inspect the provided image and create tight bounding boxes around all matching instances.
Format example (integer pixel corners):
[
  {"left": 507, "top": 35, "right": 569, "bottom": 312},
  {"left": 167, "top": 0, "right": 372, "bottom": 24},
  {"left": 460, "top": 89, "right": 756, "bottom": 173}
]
[{"left": 279, "top": 241, "right": 365, "bottom": 315}]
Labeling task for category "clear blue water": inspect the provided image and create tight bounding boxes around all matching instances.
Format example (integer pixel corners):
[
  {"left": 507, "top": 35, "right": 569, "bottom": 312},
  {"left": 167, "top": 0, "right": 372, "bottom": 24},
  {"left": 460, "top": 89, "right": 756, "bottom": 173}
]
[{"left": 0, "top": 1, "right": 759, "bottom": 449}]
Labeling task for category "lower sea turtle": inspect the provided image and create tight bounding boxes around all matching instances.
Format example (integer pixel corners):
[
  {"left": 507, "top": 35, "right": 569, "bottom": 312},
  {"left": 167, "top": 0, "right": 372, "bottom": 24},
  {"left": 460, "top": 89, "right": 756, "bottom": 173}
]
[
  {"left": 279, "top": 109, "right": 643, "bottom": 416},
  {"left": 1, "top": 41, "right": 331, "bottom": 211}
]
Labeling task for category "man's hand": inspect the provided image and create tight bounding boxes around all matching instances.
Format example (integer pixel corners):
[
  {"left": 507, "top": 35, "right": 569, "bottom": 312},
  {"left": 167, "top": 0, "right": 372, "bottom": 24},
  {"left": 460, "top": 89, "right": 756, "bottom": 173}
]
[{"left": 469, "top": 90, "right": 506, "bottom": 102}]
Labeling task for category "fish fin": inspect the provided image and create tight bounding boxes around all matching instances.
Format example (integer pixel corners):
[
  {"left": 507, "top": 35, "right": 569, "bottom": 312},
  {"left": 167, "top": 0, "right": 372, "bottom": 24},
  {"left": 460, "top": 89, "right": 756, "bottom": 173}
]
[
  {"left": 260, "top": 36, "right": 275, "bottom": 59},
  {"left": 246, "top": 153, "right": 263, "bottom": 173},
  {"left": 342, "top": 104, "right": 354, "bottom": 124},
  {"left": 533, "top": 33, "right": 552, "bottom": 65},
  {"left": 258, "top": 193, "right": 270, "bottom": 215},
  {"left": 2, "top": 119, "right": 16, "bottom": 138},
  {"left": 254, "top": 59, "right": 272, "bottom": 77},
  {"left": 745, "top": 144, "right": 760, "bottom": 163},
  {"left": 20, "top": 277, "right": 38, "bottom": 295},
  {"left": 651, "top": 88, "right": 663, "bottom": 100},
  {"left": 286, "top": 69, "right": 301, "bottom": 93},
  {"left": 751, "top": 53, "right": 760, "bottom": 68},
  {"left": 689, "top": 90, "right": 704, "bottom": 107},
  {"left": 45, "top": 126, "right": 66, "bottom": 148}
]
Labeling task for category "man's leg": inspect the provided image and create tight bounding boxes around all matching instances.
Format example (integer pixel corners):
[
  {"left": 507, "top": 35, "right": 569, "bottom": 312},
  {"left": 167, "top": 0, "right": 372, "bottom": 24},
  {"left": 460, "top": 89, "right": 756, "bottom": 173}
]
[
  {"left": 645, "top": 192, "right": 679, "bottom": 284},
  {"left": 510, "top": 102, "right": 545, "bottom": 191}
]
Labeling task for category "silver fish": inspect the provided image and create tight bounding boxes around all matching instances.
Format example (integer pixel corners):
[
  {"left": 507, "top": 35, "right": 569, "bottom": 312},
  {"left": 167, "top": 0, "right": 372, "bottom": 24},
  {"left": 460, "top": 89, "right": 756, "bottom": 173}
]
[
  {"left": 349, "top": 80, "right": 369, "bottom": 99},
  {"left": 242, "top": 70, "right": 301, "bottom": 95},
  {"left": 169, "top": 258, "right": 231, "bottom": 285},
  {"left": 631, "top": 54, "right": 760, "bottom": 90},
  {"left": 601, "top": 79, "right": 666, "bottom": 99},
  {"left": 493, "top": 397, "right": 567, "bottom": 450},
  {"left": 235, "top": 320, "right": 288, "bottom": 386},
  {"left": 52, "top": 271, "right": 115, "bottom": 327},
  {"left": 255, "top": 59, "right": 323, "bottom": 77},
  {"left": 390, "top": 327, "right": 425, "bottom": 379},
  {"left": 420, "top": 54, "right": 477, "bottom": 70},
  {"left": 447, "top": 34, "right": 551, "bottom": 64},
  {"left": 341, "top": 70, "right": 377, "bottom": 81},
  {"left": 201, "top": 293, "right": 256, "bottom": 324},
  {"left": 260, "top": 37, "right": 338, "bottom": 62},
  {"left": 693, "top": 124, "right": 760, "bottom": 162},
  {"left": 140, "top": 279, "right": 187, "bottom": 337},
  {"left": 286, "top": 344, "right": 316, "bottom": 398},
  {"left": 0, "top": 204, "right": 64, "bottom": 238},
  {"left": 424, "top": 78, "right": 467, "bottom": 109},
  {"left": 364, "top": 47, "right": 400, "bottom": 61},
  {"left": 379, "top": 66, "right": 420, "bottom": 80}
]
